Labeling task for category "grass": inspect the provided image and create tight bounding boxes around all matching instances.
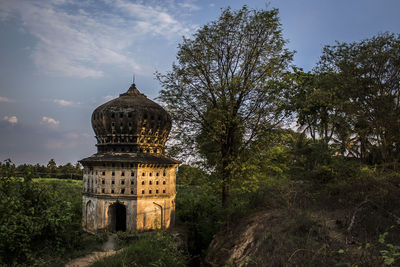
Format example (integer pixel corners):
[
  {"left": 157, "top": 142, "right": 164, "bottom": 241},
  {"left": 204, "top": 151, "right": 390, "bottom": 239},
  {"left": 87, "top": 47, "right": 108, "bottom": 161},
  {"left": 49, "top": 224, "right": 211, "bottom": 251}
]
[
  {"left": 33, "top": 177, "right": 82, "bottom": 185},
  {"left": 92, "top": 232, "right": 187, "bottom": 267}
]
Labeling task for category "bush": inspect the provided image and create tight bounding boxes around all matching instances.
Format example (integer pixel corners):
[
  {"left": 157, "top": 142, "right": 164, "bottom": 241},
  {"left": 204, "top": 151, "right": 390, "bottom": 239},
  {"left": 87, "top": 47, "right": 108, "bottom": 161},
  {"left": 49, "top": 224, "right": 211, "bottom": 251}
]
[
  {"left": 0, "top": 177, "right": 103, "bottom": 266},
  {"left": 92, "top": 232, "right": 187, "bottom": 267},
  {"left": 0, "top": 178, "right": 77, "bottom": 265},
  {"left": 176, "top": 184, "right": 221, "bottom": 258}
]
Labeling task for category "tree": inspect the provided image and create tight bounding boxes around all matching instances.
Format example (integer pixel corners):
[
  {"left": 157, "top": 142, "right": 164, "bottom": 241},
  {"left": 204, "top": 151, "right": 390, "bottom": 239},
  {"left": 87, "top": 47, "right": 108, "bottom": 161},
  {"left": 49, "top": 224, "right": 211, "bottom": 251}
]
[
  {"left": 157, "top": 6, "right": 293, "bottom": 206},
  {"left": 47, "top": 159, "right": 57, "bottom": 177},
  {"left": 289, "top": 70, "right": 353, "bottom": 155},
  {"left": 1, "top": 159, "right": 15, "bottom": 178},
  {"left": 176, "top": 164, "right": 210, "bottom": 185},
  {"left": 315, "top": 33, "right": 400, "bottom": 165}
]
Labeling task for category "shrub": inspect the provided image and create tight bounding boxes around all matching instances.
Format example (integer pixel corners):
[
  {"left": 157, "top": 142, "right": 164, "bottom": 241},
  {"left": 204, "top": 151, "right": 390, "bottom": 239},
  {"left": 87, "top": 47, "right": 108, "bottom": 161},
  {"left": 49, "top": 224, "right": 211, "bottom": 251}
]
[
  {"left": 92, "top": 232, "right": 187, "bottom": 267},
  {"left": 0, "top": 178, "right": 77, "bottom": 265},
  {"left": 0, "top": 177, "right": 103, "bottom": 266},
  {"left": 176, "top": 184, "right": 221, "bottom": 258}
]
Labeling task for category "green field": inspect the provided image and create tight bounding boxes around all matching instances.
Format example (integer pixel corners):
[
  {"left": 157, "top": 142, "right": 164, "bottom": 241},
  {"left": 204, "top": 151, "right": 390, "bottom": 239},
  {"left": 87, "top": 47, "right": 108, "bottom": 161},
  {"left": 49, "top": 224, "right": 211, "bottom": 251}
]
[{"left": 34, "top": 177, "right": 82, "bottom": 185}]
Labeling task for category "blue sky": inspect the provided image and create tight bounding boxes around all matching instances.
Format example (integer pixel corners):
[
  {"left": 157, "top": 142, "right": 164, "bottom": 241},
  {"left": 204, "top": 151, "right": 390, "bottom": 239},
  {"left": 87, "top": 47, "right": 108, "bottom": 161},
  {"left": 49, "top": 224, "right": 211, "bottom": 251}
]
[{"left": 0, "top": 0, "right": 399, "bottom": 165}]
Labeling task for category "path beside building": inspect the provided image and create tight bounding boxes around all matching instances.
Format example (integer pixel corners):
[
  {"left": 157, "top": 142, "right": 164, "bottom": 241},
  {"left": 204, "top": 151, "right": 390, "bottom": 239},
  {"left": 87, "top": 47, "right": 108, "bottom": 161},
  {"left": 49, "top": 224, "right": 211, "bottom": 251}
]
[{"left": 65, "top": 234, "right": 118, "bottom": 267}]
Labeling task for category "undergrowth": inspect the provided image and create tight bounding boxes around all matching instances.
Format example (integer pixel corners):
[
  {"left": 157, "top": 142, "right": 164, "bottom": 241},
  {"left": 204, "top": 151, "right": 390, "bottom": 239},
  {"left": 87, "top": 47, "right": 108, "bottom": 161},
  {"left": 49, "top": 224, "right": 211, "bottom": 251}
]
[
  {"left": 91, "top": 232, "right": 187, "bottom": 267},
  {"left": 0, "top": 177, "right": 105, "bottom": 266}
]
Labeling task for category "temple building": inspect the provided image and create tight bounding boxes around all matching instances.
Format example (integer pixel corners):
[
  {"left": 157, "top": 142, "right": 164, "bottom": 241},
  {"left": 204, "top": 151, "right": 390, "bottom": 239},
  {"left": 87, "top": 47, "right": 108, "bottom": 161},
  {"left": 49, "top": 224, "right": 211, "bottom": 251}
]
[{"left": 80, "top": 83, "right": 179, "bottom": 233}]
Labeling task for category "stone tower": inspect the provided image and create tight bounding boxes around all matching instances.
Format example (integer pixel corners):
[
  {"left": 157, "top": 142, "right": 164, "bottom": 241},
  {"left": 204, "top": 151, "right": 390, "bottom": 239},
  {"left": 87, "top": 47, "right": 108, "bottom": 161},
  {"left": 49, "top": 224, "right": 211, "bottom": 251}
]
[{"left": 80, "top": 83, "right": 179, "bottom": 233}]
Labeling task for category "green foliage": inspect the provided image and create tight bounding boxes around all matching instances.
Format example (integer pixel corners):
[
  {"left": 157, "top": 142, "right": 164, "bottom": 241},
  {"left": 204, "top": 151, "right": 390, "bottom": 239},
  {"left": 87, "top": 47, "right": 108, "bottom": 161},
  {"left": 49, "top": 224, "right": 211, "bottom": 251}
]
[
  {"left": 174, "top": 122, "right": 400, "bottom": 265},
  {"left": 0, "top": 177, "right": 73, "bottom": 265},
  {"left": 288, "top": 70, "right": 344, "bottom": 144},
  {"left": 92, "top": 232, "right": 187, "bottom": 267},
  {"left": 0, "top": 177, "right": 102, "bottom": 266},
  {"left": 205, "top": 163, "right": 400, "bottom": 266},
  {"left": 292, "top": 33, "right": 400, "bottom": 165},
  {"left": 378, "top": 221, "right": 400, "bottom": 265},
  {"left": 157, "top": 10, "right": 400, "bottom": 264},
  {"left": 114, "top": 231, "right": 140, "bottom": 249},
  {"left": 158, "top": 5, "right": 294, "bottom": 205},
  {"left": 176, "top": 164, "right": 210, "bottom": 185},
  {"left": 176, "top": 165, "right": 222, "bottom": 259},
  {"left": 176, "top": 183, "right": 221, "bottom": 258},
  {"left": 0, "top": 158, "right": 83, "bottom": 180},
  {"left": 246, "top": 129, "right": 295, "bottom": 178}
]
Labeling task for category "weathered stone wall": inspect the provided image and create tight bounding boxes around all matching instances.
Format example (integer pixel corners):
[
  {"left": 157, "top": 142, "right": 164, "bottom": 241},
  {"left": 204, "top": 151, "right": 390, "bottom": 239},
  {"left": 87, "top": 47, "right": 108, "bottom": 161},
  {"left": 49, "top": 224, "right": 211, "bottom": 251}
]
[
  {"left": 82, "top": 163, "right": 177, "bottom": 232},
  {"left": 82, "top": 195, "right": 138, "bottom": 232},
  {"left": 136, "top": 195, "right": 175, "bottom": 230}
]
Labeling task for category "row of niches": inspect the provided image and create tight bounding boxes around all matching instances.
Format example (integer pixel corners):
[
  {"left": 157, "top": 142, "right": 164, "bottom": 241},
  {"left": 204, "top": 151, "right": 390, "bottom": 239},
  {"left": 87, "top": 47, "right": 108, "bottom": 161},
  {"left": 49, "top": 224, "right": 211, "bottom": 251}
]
[
  {"left": 85, "top": 163, "right": 173, "bottom": 171},
  {"left": 105, "top": 170, "right": 166, "bottom": 177},
  {"left": 92, "top": 122, "right": 169, "bottom": 135},
  {"left": 84, "top": 187, "right": 167, "bottom": 195},
  {"left": 95, "top": 135, "right": 167, "bottom": 145},
  {"left": 92, "top": 113, "right": 170, "bottom": 131},
  {"left": 97, "top": 179, "right": 167, "bottom": 186},
  {"left": 92, "top": 110, "right": 167, "bottom": 122},
  {"left": 84, "top": 169, "right": 168, "bottom": 177},
  {"left": 84, "top": 177, "right": 168, "bottom": 185},
  {"left": 97, "top": 146, "right": 164, "bottom": 154},
  {"left": 84, "top": 176, "right": 169, "bottom": 193}
]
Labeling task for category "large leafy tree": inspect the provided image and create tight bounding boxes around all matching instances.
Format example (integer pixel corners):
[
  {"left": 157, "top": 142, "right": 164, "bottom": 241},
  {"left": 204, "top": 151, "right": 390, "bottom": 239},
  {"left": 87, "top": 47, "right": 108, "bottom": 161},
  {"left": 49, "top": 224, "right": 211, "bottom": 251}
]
[
  {"left": 290, "top": 71, "right": 340, "bottom": 143},
  {"left": 157, "top": 6, "right": 293, "bottom": 205},
  {"left": 315, "top": 33, "right": 400, "bottom": 164},
  {"left": 291, "top": 33, "right": 400, "bottom": 165}
]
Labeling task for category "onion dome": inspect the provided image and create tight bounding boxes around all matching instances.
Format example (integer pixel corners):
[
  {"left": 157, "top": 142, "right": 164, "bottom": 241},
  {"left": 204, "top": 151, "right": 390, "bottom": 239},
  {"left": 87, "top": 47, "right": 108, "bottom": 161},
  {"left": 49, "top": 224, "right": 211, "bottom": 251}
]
[{"left": 91, "top": 83, "right": 171, "bottom": 155}]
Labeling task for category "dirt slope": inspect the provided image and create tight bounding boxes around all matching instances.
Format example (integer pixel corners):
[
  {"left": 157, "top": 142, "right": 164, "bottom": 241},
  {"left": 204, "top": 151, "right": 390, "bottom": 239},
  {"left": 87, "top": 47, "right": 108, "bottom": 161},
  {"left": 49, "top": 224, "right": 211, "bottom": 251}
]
[{"left": 205, "top": 209, "right": 367, "bottom": 266}]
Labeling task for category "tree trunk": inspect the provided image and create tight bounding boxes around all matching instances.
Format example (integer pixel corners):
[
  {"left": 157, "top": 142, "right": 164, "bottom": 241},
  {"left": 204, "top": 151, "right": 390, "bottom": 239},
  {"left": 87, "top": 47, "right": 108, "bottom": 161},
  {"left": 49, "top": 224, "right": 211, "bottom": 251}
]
[
  {"left": 220, "top": 124, "right": 236, "bottom": 208},
  {"left": 221, "top": 173, "right": 230, "bottom": 208},
  {"left": 220, "top": 144, "right": 231, "bottom": 208}
]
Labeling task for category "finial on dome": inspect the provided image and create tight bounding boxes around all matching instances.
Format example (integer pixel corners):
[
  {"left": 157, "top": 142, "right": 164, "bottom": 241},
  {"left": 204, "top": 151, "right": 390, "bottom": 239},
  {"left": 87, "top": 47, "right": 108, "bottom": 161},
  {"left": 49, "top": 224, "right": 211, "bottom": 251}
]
[{"left": 120, "top": 82, "right": 146, "bottom": 97}]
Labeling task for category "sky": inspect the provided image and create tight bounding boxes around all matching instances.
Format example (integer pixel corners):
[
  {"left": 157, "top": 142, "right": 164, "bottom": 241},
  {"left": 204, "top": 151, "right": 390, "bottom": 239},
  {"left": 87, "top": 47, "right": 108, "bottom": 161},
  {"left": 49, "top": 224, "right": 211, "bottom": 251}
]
[{"left": 0, "top": 0, "right": 400, "bottom": 165}]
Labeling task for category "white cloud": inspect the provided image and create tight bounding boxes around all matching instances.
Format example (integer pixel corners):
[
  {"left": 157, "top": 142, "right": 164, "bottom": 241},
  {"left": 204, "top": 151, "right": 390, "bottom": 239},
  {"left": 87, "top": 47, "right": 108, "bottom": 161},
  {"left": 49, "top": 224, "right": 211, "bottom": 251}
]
[
  {"left": 0, "top": 96, "right": 15, "bottom": 102},
  {"left": 41, "top": 116, "right": 60, "bottom": 126},
  {"left": 178, "top": 2, "right": 201, "bottom": 11},
  {"left": 3, "top": 116, "right": 18, "bottom": 125},
  {"left": 0, "top": 0, "right": 194, "bottom": 78},
  {"left": 113, "top": 0, "right": 191, "bottom": 37},
  {"left": 53, "top": 99, "right": 81, "bottom": 107}
]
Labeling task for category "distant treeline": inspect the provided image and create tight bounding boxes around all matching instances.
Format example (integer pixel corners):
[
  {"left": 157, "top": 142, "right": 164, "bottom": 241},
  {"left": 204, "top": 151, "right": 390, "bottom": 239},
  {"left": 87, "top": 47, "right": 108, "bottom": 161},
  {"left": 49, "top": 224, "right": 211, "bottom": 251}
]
[{"left": 0, "top": 158, "right": 83, "bottom": 180}]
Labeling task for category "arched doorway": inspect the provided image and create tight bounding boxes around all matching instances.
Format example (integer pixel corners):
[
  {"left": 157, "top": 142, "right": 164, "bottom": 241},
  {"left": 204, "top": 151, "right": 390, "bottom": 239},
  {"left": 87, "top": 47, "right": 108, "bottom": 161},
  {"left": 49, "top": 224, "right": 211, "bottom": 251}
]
[
  {"left": 86, "top": 200, "right": 94, "bottom": 230},
  {"left": 108, "top": 202, "right": 126, "bottom": 232}
]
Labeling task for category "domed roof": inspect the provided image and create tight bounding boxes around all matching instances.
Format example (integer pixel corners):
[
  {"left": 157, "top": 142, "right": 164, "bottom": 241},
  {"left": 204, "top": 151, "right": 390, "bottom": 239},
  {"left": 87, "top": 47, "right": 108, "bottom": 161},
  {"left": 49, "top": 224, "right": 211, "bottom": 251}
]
[{"left": 91, "top": 83, "right": 171, "bottom": 155}]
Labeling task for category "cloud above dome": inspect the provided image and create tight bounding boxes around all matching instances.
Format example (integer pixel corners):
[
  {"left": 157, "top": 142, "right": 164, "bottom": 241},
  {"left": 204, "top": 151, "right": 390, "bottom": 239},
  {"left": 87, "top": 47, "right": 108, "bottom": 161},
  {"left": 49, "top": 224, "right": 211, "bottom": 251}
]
[{"left": 0, "top": 0, "right": 195, "bottom": 78}]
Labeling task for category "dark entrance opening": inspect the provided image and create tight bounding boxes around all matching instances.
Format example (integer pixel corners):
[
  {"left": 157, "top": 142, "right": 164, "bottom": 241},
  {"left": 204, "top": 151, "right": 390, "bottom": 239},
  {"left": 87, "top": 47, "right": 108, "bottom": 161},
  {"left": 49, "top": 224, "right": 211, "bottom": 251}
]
[{"left": 109, "top": 202, "right": 126, "bottom": 232}]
